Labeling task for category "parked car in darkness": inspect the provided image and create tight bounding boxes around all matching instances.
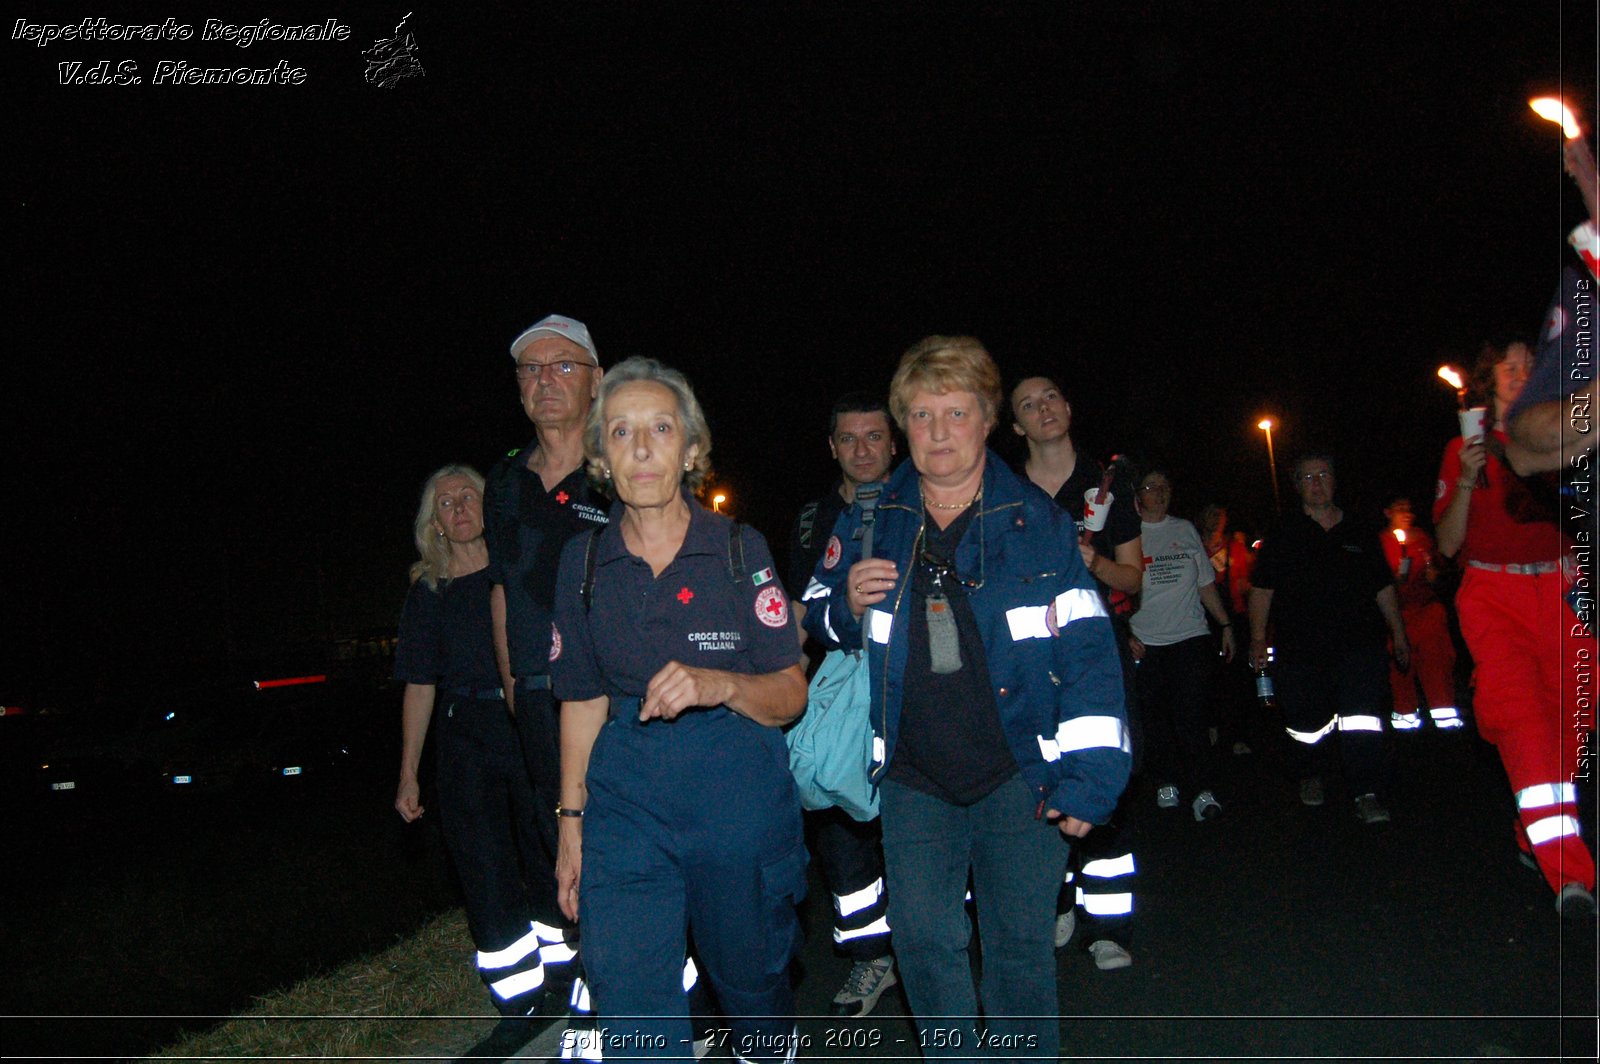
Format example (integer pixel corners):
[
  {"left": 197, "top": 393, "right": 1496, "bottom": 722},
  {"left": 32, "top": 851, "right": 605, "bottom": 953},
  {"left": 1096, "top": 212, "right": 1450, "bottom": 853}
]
[{"left": 27, "top": 665, "right": 382, "bottom": 803}]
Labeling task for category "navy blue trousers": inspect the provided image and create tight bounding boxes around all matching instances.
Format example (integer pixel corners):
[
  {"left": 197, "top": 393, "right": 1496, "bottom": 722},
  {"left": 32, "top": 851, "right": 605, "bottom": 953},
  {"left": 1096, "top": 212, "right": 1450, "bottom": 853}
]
[{"left": 580, "top": 703, "right": 806, "bottom": 1062}]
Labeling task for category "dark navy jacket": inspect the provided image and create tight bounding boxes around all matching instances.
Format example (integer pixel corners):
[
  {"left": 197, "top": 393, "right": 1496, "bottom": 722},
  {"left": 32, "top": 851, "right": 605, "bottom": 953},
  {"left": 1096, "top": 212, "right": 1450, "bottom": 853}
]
[{"left": 800, "top": 450, "right": 1131, "bottom": 823}]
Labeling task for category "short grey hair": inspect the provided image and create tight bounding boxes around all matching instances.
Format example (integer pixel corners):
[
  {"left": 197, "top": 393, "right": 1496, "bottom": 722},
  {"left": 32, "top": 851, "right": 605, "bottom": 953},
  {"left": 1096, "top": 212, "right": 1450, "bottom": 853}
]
[{"left": 584, "top": 356, "right": 714, "bottom": 493}]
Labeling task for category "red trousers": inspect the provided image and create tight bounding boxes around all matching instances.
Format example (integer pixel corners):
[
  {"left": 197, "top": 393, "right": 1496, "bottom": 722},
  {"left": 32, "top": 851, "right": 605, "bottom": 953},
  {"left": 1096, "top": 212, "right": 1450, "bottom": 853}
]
[
  {"left": 1389, "top": 601, "right": 1457, "bottom": 719},
  {"left": 1457, "top": 568, "right": 1594, "bottom": 894}
]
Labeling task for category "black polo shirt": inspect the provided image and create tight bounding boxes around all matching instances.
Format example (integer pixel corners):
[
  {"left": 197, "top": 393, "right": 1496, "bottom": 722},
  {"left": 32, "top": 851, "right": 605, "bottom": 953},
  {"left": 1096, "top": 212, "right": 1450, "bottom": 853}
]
[
  {"left": 550, "top": 494, "right": 801, "bottom": 702},
  {"left": 1252, "top": 509, "right": 1392, "bottom": 653},
  {"left": 483, "top": 438, "right": 610, "bottom": 678},
  {"left": 393, "top": 568, "right": 501, "bottom": 691}
]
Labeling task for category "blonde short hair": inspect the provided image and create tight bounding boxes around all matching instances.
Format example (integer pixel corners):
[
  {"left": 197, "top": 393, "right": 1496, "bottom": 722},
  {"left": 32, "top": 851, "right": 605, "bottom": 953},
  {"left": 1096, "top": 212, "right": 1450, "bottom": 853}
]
[{"left": 888, "top": 335, "right": 1002, "bottom": 429}]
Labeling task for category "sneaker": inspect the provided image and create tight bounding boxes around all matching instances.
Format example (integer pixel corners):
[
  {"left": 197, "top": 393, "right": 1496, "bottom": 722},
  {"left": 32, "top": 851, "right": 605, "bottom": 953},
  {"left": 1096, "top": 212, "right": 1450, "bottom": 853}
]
[
  {"left": 1156, "top": 784, "right": 1180, "bottom": 808},
  {"left": 1192, "top": 790, "right": 1222, "bottom": 821},
  {"left": 1087, "top": 939, "right": 1133, "bottom": 971},
  {"left": 1298, "top": 776, "right": 1325, "bottom": 807},
  {"left": 1557, "top": 882, "right": 1597, "bottom": 917},
  {"left": 830, "top": 956, "right": 896, "bottom": 1017},
  {"left": 1354, "top": 793, "right": 1391, "bottom": 824},
  {"left": 1054, "top": 908, "right": 1077, "bottom": 948}
]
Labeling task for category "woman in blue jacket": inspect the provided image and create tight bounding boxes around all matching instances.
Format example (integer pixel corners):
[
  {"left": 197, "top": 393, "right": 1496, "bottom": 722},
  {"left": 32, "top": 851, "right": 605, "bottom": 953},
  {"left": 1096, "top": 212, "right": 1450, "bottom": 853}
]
[{"left": 801, "top": 336, "right": 1131, "bottom": 1060}]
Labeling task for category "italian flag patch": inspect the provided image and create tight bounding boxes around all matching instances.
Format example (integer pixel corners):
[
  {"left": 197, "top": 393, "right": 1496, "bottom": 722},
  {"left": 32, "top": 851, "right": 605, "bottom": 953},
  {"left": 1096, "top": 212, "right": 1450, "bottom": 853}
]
[{"left": 752, "top": 567, "right": 774, "bottom": 586}]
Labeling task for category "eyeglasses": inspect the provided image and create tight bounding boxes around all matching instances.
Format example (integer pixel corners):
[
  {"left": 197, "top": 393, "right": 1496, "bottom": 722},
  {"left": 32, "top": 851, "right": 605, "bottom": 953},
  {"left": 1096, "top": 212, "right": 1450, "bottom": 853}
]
[
  {"left": 1296, "top": 471, "right": 1331, "bottom": 484},
  {"left": 920, "top": 550, "right": 985, "bottom": 592},
  {"left": 916, "top": 508, "right": 987, "bottom": 592},
  {"left": 514, "top": 359, "right": 597, "bottom": 380}
]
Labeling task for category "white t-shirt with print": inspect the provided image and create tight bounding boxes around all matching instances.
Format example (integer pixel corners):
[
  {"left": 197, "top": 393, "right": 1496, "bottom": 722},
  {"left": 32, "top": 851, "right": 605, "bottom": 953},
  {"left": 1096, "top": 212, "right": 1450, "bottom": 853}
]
[{"left": 1130, "top": 515, "right": 1215, "bottom": 647}]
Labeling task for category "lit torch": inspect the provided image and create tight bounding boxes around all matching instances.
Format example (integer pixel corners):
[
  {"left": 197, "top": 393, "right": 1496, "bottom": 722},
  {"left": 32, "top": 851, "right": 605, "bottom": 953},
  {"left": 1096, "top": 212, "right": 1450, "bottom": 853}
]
[
  {"left": 1437, "top": 365, "right": 1467, "bottom": 410},
  {"left": 1529, "top": 97, "right": 1582, "bottom": 140}
]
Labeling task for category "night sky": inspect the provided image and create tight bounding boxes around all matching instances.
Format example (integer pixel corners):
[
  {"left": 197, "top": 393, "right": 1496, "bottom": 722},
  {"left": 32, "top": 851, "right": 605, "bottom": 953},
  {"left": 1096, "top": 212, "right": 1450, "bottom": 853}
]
[{"left": 7, "top": 2, "right": 1595, "bottom": 693}]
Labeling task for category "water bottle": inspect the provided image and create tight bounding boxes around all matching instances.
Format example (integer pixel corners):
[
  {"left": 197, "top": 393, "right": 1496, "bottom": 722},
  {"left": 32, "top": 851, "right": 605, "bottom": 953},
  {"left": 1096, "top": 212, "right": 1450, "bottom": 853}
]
[{"left": 1254, "top": 655, "right": 1277, "bottom": 710}]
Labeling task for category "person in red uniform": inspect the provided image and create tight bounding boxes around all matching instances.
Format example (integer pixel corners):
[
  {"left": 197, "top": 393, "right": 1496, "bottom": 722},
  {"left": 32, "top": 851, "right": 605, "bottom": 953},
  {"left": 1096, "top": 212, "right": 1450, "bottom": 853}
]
[
  {"left": 1378, "top": 496, "right": 1460, "bottom": 732},
  {"left": 1434, "top": 339, "right": 1596, "bottom": 916}
]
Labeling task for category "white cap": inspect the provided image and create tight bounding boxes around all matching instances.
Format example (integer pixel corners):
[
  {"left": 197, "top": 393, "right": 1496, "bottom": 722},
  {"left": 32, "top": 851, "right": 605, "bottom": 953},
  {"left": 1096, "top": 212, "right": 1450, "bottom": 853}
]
[{"left": 509, "top": 314, "right": 598, "bottom": 363}]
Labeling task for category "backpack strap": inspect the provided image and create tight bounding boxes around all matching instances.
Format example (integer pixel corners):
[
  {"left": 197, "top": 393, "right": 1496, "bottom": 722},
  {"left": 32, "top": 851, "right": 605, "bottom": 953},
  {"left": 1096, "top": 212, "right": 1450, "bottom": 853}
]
[
  {"left": 581, "top": 527, "right": 602, "bottom": 612},
  {"left": 727, "top": 520, "right": 747, "bottom": 585},
  {"left": 856, "top": 484, "right": 882, "bottom": 561},
  {"left": 796, "top": 500, "right": 820, "bottom": 549},
  {"left": 852, "top": 484, "right": 883, "bottom": 652}
]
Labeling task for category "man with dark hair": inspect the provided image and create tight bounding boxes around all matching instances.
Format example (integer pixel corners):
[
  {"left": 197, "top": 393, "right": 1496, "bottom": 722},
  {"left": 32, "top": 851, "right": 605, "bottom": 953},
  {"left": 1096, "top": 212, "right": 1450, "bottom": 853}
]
[
  {"left": 785, "top": 391, "right": 899, "bottom": 1017},
  {"left": 1249, "top": 453, "right": 1410, "bottom": 824}
]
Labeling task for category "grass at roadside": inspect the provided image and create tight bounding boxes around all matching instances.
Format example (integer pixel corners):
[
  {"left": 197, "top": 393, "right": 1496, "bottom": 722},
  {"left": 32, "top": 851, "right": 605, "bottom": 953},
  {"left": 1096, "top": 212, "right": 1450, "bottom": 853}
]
[{"left": 140, "top": 908, "right": 491, "bottom": 1061}]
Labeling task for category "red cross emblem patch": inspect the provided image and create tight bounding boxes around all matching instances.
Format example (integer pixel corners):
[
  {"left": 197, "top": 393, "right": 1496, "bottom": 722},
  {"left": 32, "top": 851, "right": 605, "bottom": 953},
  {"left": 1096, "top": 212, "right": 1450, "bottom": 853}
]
[
  {"left": 822, "top": 535, "right": 843, "bottom": 570},
  {"left": 549, "top": 622, "right": 562, "bottom": 661},
  {"left": 555, "top": 491, "right": 570, "bottom": 505},
  {"left": 677, "top": 587, "right": 695, "bottom": 605},
  {"left": 755, "top": 586, "right": 789, "bottom": 628}
]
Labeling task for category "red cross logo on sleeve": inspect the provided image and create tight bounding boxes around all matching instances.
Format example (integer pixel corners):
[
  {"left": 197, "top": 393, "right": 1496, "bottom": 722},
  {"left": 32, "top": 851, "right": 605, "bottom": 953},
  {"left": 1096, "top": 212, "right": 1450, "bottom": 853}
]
[
  {"left": 555, "top": 491, "right": 570, "bottom": 505},
  {"left": 677, "top": 587, "right": 694, "bottom": 604},
  {"left": 755, "top": 586, "right": 788, "bottom": 627}
]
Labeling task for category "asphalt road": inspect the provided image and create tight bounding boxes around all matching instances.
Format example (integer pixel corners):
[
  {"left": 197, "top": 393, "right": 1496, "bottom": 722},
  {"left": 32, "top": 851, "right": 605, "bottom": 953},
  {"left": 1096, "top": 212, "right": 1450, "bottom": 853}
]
[
  {"left": 443, "top": 722, "right": 1597, "bottom": 1062},
  {"left": 6, "top": 697, "right": 1592, "bottom": 1062}
]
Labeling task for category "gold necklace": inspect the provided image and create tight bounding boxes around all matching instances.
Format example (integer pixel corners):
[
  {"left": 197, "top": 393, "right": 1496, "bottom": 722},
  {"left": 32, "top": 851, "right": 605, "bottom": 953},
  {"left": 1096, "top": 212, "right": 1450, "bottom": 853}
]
[{"left": 923, "top": 482, "right": 982, "bottom": 511}]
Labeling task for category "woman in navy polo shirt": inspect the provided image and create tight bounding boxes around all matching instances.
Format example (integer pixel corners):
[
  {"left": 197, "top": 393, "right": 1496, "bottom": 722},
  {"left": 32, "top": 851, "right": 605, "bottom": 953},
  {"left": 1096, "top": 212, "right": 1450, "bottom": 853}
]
[
  {"left": 393, "top": 465, "right": 553, "bottom": 1046},
  {"left": 550, "top": 357, "right": 807, "bottom": 1063}
]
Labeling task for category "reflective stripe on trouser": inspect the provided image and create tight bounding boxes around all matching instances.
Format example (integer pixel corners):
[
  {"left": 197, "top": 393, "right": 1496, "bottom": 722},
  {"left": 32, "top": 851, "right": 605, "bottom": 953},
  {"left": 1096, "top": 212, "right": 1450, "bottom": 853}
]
[
  {"left": 811, "top": 807, "right": 892, "bottom": 961},
  {"left": 1458, "top": 568, "right": 1595, "bottom": 894},
  {"left": 1389, "top": 600, "right": 1458, "bottom": 724},
  {"left": 580, "top": 701, "right": 804, "bottom": 1061},
  {"left": 436, "top": 697, "right": 549, "bottom": 1016},
  {"left": 478, "top": 923, "right": 544, "bottom": 1010},
  {"left": 1274, "top": 645, "right": 1390, "bottom": 796},
  {"left": 1063, "top": 813, "right": 1136, "bottom": 948}
]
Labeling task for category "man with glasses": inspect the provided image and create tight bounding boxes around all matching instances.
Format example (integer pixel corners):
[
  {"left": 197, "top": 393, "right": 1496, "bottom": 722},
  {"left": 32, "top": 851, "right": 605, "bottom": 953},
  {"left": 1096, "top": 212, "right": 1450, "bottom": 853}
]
[
  {"left": 1248, "top": 453, "right": 1410, "bottom": 825},
  {"left": 478, "top": 313, "right": 608, "bottom": 1055}
]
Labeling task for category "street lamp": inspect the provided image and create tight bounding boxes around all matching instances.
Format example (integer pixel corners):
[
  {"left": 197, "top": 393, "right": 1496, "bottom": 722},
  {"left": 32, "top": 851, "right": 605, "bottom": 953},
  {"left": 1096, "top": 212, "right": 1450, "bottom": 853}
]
[
  {"left": 1256, "top": 417, "right": 1281, "bottom": 511},
  {"left": 712, "top": 492, "right": 727, "bottom": 514}
]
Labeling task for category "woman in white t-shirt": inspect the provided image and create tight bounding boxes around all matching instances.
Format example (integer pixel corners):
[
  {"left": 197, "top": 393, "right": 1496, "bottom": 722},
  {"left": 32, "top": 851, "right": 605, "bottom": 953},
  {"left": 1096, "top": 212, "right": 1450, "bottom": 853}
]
[{"left": 1129, "top": 471, "right": 1237, "bottom": 821}]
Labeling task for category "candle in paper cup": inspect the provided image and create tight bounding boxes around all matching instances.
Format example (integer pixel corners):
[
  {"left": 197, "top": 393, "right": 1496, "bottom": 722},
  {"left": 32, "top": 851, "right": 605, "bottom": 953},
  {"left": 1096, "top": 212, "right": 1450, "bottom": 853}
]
[
  {"left": 1083, "top": 489, "right": 1113, "bottom": 532},
  {"left": 1458, "top": 406, "right": 1488, "bottom": 440}
]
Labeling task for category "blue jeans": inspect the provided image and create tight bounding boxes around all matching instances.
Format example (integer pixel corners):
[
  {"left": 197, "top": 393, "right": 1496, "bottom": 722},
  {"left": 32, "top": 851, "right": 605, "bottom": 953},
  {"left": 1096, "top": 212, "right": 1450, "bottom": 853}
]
[{"left": 880, "top": 774, "right": 1071, "bottom": 1062}]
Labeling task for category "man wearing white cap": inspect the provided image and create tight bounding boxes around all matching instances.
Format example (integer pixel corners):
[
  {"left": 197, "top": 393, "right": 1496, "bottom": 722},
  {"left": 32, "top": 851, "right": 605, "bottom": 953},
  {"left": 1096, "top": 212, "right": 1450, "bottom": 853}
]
[{"left": 477, "top": 313, "right": 609, "bottom": 1056}]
